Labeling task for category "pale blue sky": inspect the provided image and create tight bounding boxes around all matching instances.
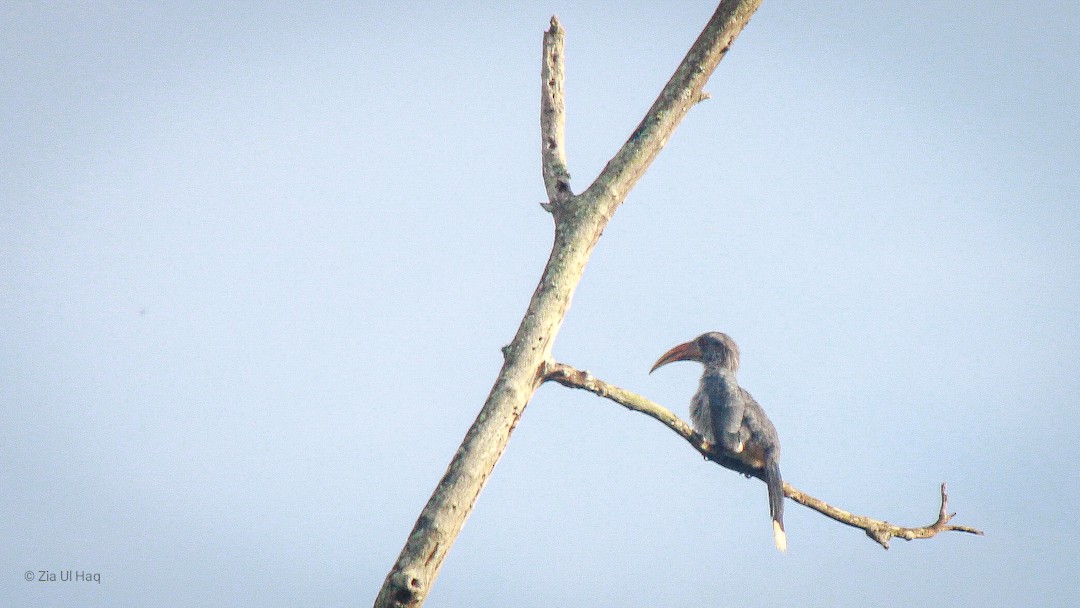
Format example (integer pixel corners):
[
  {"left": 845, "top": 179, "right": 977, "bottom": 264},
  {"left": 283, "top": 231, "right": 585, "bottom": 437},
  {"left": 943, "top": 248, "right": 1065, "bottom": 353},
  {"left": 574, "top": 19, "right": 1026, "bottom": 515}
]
[{"left": 2, "top": 2, "right": 1077, "bottom": 607}]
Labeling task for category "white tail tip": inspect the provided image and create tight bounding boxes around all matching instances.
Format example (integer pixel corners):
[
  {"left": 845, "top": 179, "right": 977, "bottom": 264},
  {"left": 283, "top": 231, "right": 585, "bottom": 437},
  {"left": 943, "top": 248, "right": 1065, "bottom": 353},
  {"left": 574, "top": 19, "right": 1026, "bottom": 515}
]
[{"left": 773, "top": 521, "right": 787, "bottom": 553}]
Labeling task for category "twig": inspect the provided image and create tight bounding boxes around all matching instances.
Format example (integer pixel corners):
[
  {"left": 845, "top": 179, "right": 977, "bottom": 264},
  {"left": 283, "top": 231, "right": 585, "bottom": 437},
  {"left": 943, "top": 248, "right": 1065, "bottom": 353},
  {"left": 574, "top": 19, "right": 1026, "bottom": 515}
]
[{"left": 540, "top": 361, "right": 985, "bottom": 549}]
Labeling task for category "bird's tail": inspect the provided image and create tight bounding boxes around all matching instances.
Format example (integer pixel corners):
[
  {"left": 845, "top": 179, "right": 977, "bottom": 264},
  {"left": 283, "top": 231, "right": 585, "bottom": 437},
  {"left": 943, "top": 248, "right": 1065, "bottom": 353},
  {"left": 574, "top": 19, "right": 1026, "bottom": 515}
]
[{"left": 765, "top": 459, "right": 786, "bottom": 552}]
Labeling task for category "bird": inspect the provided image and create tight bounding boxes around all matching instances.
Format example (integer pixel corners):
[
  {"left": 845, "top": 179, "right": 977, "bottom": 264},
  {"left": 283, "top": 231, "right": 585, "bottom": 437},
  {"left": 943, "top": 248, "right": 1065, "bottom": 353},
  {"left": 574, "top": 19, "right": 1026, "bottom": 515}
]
[{"left": 650, "top": 331, "right": 787, "bottom": 552}]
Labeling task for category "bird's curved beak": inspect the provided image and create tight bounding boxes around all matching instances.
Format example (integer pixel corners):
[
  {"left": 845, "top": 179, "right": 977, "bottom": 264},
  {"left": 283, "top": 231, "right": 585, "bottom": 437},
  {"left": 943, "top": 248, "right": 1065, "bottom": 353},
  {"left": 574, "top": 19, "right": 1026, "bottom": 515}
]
[{"left": 649, "top": 340, "right": 702, "bottom": 374}]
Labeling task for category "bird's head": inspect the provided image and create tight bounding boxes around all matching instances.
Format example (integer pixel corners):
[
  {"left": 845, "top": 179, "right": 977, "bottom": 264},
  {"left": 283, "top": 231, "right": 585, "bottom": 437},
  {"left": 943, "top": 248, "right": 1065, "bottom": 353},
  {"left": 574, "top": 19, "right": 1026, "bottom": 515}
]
[{"left": 649, "top": 331, "right": 740, "bottom": 373}]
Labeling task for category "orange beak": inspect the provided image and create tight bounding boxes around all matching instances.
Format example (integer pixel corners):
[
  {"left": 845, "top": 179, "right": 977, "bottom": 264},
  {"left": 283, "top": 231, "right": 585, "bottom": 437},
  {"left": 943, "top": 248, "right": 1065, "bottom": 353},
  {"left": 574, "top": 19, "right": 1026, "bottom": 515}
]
[{"left": 649, "top": 340, "right": 703, "bottom": 374}]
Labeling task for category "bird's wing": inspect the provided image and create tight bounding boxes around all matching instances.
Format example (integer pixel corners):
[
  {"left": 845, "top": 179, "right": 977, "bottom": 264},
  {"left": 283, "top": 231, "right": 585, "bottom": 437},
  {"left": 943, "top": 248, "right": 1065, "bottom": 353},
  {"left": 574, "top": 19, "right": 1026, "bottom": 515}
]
[{"left": 739, "top": 387, "right": 780, "bottom": 458}]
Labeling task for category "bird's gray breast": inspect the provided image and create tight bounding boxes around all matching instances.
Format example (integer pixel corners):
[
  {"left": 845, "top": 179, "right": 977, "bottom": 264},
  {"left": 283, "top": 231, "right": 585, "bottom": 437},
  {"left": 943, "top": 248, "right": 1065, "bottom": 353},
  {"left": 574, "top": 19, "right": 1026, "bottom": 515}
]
[{"left": 689, "top": 384, "right": 715, "bottom": 444}]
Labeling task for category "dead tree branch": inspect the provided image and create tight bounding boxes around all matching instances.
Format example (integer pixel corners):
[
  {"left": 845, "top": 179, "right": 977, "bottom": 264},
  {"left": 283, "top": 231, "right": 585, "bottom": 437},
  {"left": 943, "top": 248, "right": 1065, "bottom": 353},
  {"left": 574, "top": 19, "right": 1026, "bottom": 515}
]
[
  {"left": 374, "top": 3, "right": 762, "bottom": 607},
  {"left": 541, "top": 361, "right": 985, "bottom": 549},
  {"left": 540, "top": 16, "right": 571, "bottom": 207}
]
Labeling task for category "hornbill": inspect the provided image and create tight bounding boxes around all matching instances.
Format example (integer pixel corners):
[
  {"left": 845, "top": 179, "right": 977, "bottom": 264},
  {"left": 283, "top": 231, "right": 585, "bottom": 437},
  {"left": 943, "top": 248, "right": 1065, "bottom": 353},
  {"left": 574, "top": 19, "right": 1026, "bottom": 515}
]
[{"left": 650, "top": 332, "right": 787, "bottom": 552}]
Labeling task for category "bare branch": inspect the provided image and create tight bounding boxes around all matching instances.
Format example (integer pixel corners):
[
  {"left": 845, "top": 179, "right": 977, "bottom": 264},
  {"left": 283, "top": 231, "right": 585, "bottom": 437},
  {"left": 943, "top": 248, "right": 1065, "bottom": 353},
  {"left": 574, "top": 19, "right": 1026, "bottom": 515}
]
[
  {"left": 584, "top": 0, "right": 762, "bottom": 209},
  {"left": 541, "top": 361, "right": 985, "bottom": 550},
  {"left": 540, "top": 16, "right": 571, "bottom": 208}
]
